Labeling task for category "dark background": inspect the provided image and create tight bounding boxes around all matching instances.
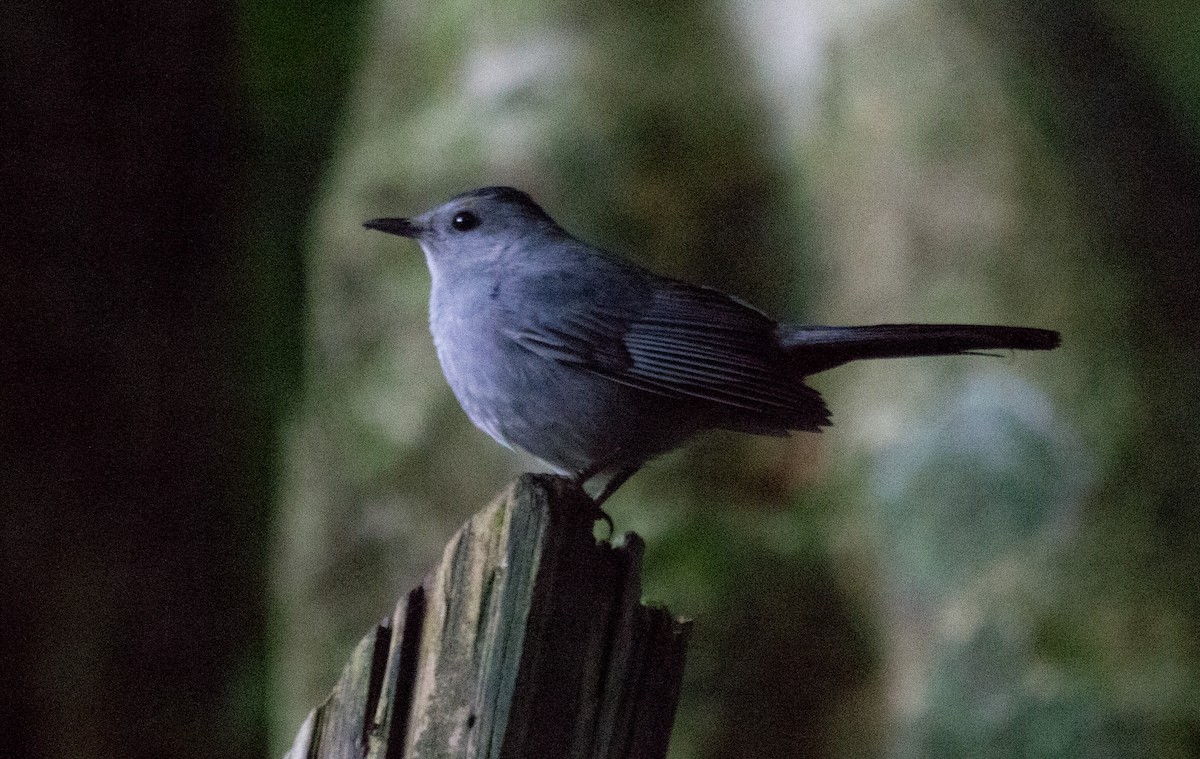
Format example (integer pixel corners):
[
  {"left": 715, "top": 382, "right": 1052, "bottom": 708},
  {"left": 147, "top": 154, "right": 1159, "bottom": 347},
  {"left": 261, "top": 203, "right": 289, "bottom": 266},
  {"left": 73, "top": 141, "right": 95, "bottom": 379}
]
[{"left": 3, "top": 2, "right": 356, "bottom": 756}]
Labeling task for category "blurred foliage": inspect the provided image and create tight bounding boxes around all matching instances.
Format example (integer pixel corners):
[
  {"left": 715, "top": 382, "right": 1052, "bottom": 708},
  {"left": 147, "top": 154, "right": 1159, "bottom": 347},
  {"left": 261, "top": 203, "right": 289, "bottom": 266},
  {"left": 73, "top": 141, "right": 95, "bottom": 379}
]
[
  {"left": 234, "top": 0, "right": 372, "bottom": 749},
  {"left": 263, "top": 0, "right": 1200, "bottom": 757},
  {"left": 1093, "top": 1, "right": 1200, "bottom": 150},
  {"left": 15, "top": 1, "right": 1198, "bottom": 758},
  {"left": 236, "top": 0, "right": 370, "bottom": 424}
]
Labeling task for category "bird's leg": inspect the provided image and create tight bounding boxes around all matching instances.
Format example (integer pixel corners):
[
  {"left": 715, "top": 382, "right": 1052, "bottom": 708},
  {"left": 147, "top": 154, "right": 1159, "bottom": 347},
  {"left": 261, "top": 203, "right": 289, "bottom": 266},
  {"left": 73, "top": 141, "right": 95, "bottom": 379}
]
[
  {"left": 592, "top": 466, "right": 636, "bottom": 507},
  {"left": 572, "top": 465, "right": 612, "bottom": 536},
  {"left": 594, "top": 508, "right": 615, "bottom": 539},
  {"left": 588, "top": 466, "right": 642, "bottom": 539},
  {"left": 574, "top": 464, "right": 637, "bottom": 538}
]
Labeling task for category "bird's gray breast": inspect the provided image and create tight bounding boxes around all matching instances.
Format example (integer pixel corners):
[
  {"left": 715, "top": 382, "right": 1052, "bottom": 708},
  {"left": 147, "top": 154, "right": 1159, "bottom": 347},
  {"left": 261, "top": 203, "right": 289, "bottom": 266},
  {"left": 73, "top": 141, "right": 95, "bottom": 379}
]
[
  {"left": 427, "top": 269, "right": 591, "bottom": 468},
  {"left": 428, "top": 271, "right": 523, "bottom": 445},
  {"left": 427, "top": 264, "right": 690, "bottom": 475}
]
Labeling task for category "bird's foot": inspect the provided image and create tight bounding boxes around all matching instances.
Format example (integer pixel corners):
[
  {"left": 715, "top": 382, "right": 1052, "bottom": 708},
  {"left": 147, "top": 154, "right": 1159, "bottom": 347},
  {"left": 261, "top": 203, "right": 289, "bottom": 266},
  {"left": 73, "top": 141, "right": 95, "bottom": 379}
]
[
  {"left": 575, "top": 464, "right": 640, "bottom": 540},
  {"left": 593, "top": 506, "right": 615, "bottom": 540},
  {"left": 573, "top": 468, "right": 619, "bottom": 539}
]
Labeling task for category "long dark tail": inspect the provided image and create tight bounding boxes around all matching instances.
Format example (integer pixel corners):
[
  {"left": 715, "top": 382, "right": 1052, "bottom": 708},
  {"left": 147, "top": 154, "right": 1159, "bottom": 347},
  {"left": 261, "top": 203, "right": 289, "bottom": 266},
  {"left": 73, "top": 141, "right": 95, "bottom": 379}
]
[{"left": 780, "top": 323, "right": 1060, "bottom": 375}]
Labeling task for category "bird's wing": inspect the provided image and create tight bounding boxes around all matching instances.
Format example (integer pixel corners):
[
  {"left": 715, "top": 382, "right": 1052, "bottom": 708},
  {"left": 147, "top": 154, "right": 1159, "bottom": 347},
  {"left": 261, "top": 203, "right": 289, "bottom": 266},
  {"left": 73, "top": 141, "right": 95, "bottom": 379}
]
[{"left": 505, "top": 280, "right": 828, "bottom": 427}]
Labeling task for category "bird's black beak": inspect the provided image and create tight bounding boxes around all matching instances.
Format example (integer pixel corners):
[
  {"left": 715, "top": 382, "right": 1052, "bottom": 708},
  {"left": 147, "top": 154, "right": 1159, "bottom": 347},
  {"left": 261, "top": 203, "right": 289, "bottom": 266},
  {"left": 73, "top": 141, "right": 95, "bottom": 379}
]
[{"left": 363, "top": 217, "right": 420, "bottom": 238}]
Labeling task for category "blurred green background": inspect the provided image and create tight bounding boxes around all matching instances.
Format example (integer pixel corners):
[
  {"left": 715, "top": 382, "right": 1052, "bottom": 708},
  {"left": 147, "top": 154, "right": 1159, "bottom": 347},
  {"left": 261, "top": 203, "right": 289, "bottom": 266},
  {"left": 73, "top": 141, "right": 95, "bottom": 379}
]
[{"left": 5, "top": 0, "right": 1199, "bottom": 757}]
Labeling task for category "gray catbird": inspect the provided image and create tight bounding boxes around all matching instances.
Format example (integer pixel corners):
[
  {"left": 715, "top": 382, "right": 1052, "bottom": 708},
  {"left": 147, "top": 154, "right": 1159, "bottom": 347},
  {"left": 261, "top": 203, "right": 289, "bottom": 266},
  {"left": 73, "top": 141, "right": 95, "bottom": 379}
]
[{"left": 365, "top": 186, "right": 1059, "bottom": 515}]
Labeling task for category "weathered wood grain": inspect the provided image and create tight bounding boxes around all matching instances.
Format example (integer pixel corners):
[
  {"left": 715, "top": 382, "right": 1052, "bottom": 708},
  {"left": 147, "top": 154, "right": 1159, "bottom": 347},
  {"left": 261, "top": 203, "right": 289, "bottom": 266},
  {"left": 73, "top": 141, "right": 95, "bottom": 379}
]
[{"left": 285, "top": 474, "right": 691, "bottom": 759}]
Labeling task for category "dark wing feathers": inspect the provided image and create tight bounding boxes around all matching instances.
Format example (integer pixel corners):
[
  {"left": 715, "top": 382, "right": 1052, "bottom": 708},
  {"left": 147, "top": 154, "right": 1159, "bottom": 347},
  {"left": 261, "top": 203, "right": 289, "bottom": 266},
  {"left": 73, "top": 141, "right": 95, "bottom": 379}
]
[
  {"left": 780, "top": 323, "right": 1061, "bottom": 373},
  {"left": 507, "top": 313, "right": 628, "bottom": 368},
  {"left": 502, "top": 260, "right": 1057, "bottom": 434},
  {"left": 507, "top": 282, "right": 830, "bottom": 430}
]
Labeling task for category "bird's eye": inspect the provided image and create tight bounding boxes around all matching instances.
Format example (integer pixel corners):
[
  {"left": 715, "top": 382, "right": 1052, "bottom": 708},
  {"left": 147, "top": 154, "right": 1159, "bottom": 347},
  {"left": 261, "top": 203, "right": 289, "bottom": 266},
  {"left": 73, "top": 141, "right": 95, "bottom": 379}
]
[{"left": 451, "top": 211, "right": 480, "bottom": 232}]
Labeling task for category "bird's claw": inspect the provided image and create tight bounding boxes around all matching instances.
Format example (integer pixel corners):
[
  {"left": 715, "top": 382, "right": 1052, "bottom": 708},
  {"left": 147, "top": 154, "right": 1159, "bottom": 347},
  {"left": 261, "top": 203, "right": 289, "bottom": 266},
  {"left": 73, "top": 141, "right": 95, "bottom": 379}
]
[{"left": 594, "top": 506, "right": 615, "bottom": 540}]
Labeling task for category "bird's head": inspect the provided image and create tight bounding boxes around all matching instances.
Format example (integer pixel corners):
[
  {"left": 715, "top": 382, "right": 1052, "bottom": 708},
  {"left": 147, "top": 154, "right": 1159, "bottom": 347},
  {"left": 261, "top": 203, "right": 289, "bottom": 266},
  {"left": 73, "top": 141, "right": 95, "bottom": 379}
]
[{"left": 365, "top": 186, "right": 564, "bottom": 272}]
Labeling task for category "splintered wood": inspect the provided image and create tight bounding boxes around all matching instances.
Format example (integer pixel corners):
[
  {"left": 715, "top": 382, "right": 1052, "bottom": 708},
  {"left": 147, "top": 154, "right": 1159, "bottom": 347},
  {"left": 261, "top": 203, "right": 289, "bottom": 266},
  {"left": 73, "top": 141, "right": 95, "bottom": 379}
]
[{"left": 286, "top": 474, "right": 690, "bottom": 759}]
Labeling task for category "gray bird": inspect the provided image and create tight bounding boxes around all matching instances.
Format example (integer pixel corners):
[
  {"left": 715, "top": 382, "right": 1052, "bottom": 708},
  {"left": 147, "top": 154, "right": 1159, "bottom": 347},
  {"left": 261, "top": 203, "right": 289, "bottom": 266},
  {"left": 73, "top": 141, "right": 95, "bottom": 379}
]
[{"left": 365, "top": 186, "right": 1059, "bottom": 518}]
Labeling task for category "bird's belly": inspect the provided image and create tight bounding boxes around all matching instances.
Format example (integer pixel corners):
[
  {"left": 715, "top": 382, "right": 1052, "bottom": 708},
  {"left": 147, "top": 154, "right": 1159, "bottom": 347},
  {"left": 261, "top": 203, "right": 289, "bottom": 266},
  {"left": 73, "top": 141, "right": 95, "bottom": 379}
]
[{"left": 432, "top": 315, "right": 700, "bottom": 475}]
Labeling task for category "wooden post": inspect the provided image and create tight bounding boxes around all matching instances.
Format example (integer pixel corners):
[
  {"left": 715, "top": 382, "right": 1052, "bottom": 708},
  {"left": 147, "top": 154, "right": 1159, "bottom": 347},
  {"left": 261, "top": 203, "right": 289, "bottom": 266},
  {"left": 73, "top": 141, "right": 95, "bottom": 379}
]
[{"left": 285, "top": 473, "right": 692, "bottom": 759}]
